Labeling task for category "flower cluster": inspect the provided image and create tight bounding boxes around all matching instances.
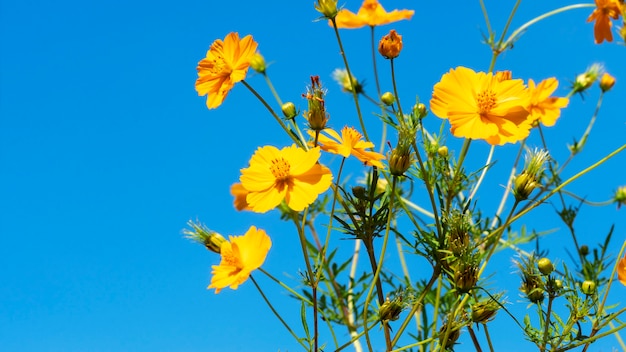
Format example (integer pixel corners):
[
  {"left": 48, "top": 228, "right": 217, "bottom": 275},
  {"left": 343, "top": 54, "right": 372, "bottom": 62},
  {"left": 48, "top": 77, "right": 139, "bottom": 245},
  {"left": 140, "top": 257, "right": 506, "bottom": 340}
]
[
  {"left": 188, "top": 1, "right": 625, "bottom": 351},
  {"left": 430, "top": 67, "right": 569, "bottom": 145}
]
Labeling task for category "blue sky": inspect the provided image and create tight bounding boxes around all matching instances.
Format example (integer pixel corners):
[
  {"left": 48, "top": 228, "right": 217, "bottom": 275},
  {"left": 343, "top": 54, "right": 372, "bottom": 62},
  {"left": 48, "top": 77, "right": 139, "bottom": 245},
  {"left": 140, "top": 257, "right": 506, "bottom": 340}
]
[{"left": 1, "top": 0, "right": 625, "bottom": 351}]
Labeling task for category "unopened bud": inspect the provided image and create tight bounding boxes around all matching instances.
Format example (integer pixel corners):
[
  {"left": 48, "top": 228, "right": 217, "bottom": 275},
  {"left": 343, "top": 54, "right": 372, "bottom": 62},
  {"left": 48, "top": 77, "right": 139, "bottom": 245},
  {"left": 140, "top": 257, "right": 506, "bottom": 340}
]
[
  {"left": 381, "top": 92, "right": 395, "bottom": 106},
  {"left": 471, "top": 298, "right": 500, "bottom": 323},
  {"left": 580, "top": 245, "right": 589, "bottom": 256},
  {"left": 183, "top": 221, "right": 227, "bottom": 254},
  {"left": 378, "top": 30, "right": 403, "bottom": 59},
  {"left": 437, "top": 146, "right": 448, "bottom": 157},
  {"left": 281, "top": 102, "right": 297, "bottom": 120},
  {"left": 613, "top": 186, "right": 626, "bottom": 209},
  {"left": 581, "top": 280, "right": 596, "bottom": 295},
  {"left": 388, "top": 147, "right": 412, "bottom": 176},
  {"left": 537, "top": 258, "right": 554, "bottom": 276},
  {"left": 572, "top": 64, "right": 603, "bottom": 94},
  {"left": 314, "top": 0, "right": 338, "bottom": 19},
  {"left": 379, "top": 297, "right": 403, "bottom": 322},
  {"left": 249, "top": 53, "right": 266, "bottom": 73},
  {"left": 599, "top": 73, "right": 616, "bottom": 92}
]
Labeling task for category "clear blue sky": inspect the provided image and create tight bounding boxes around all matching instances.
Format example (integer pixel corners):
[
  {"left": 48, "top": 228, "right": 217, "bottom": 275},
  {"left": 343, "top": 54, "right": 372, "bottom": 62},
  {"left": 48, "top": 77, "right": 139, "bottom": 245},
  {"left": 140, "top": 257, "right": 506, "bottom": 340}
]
[{"left": 1, "top": 0, "right": 625, "bottom": 351}]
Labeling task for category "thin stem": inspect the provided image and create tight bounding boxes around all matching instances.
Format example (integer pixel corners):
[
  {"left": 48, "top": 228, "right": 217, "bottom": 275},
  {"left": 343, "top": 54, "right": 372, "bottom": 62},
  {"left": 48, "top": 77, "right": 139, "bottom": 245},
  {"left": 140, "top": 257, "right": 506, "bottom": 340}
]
[
  {"left": 330, "top": 18, "right": 369, "bottom": 142},
  {"left": 250, "top": 275, "right": 309, "bottom": 350},
  {"left": 468, "top": 144, "right": 495, "bottom": 201},
  {"left": 390, "top": 59, "right": 404, "bottom": 117},
  {"left": 501, "top": 4, "right": 596, "bottom": 50},
  {"left": 541, "top": 295, "right": 556, "bottom": 351},
  {"left": 467, "top": 324, "right": 484, "bottom": 352},
  {"left": 483, "top": 323, "right": 495, "bottom": 352},
  {"left": 262, "top": 72, "right": 283, "bottom": 106},
  {"left": 242, "top": 80, "right": 303, "bottom": 147},
  {"left": 479, "top": 0, "right": 494, "bottom": 39}
]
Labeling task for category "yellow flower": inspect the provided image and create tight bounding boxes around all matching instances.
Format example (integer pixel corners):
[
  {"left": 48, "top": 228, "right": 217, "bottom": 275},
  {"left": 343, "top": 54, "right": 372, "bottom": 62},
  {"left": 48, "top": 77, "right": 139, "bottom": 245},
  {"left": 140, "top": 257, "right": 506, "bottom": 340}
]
[
  {"left": 230, "top": 183, "right": 251, "bottom": 211},
  {"left": 378, "top": 29, "right": 403, "bottom": 59},
  {"left": 208, "top": 226, "right": 272, "bottom": 294},
  {"left": 618, "top": 253, "right": 626, "bottom": 286},
  {"left": 334, "top": 0, "right": 414, "bottom": 29},
  {"left": 587, "top": 0, "right": 622, "bottom": 44},
  {"left": 195, "top": 32, "right": 258, "bottom": 109},
  {"left": 312, "top": 127, "right": 386, "bottom": 168},
  {"left": 430, "top": 66, "right": 532, "bottom": 145},
  {"left": 240, "top": 145, "right": 333, "bottom": 213},
  {"left": 527, "top": 78, "right": 569, "bottom": 127}
]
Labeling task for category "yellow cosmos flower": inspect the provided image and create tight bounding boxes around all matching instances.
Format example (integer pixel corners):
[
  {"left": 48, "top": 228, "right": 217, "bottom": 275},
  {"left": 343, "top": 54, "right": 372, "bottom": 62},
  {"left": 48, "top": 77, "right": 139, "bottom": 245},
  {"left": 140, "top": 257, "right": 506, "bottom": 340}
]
[
  {"left": 195, "top": 32, "right": 258, "bottom": 109},
  {"left": 587, "top": 0, "right": 622, "bottom": 44},
  {"left": 334, "top": 0, "right": 414, "bottom": 29},
  {"left": 230, "top": 183, "right": 251, "bottom": 211},
  {"left": 240, "top": 145, "right": 333, "bottom": 213},
  {"left": 312, "top": 126, "right": 386, "bottom": 168},
  {"left": 618, "top": 253, "right": 626, "bottom": 286},
  {"left": 527, "top": 78, "right": 569, "bottom": 127},
  {"left": 208, "top": 226, "right": 272, "bottom": 294},
  {"left": 430, "top": 66, "right": 532, "bottom": 145}
]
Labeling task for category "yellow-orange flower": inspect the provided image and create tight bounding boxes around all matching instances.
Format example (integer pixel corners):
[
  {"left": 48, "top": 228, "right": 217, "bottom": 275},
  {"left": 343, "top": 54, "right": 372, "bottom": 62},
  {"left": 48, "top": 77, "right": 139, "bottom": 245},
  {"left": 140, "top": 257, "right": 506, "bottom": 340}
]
[
  {"left": 333, "top": 0, "right": 414, "bottom": 29},
  {"left": 587, "top": 0, "right": 622, "bottom": 44},
  {"left": 208, "top": 226, "right": 271, "bottom": 294},
  {"left": 230, "top": 183, "right": 251, "bottom": 211},
  {"left": 378, "top": 30, "right": 403, "bottom": 59},
  {"left": 527, "top": 78, "right": 569, "bottom": 127},
  {"left": 618, "top": 253, "right": 626, "bottom": 286},
  {"left": 195, "top": 32, "right": 258, "bottom": 109},
  {"left": 430, "top": 66, "right": 532, "bottom": 145},
  {"left": 239, "top": 145, "right": 333, "bottom": 213},
  {"left": 312, "top": 126, "right": 385, "bottom": 168},
  {"left": 599, "top": 72, "right": 616, "bottom": 91}
]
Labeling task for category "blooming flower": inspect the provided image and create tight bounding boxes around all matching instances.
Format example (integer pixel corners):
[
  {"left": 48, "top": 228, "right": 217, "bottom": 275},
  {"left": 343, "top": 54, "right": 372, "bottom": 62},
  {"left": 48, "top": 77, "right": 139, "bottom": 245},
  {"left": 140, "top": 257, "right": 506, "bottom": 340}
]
[
  {"left": 430, "top": 66, "right": 532, "bottom": 145},
  {"left": 587, "top": 0, "right": 622, "bottom": 44},
  {"left": 527, "top": 78, "right": 569, "bottom": 127},
  {"left": 240, "top": 145, "right": 333, "bottom": 213},
  {"left": 618, "top": 253, "right": 626, "bottom": 286},
  {"left": 230, "top": 183, "right": 251, "bottom": 211},
  {"left": 334, "top": 0, "right": 414, "bottom": 29},
  {"left": 312, "top": 127, "right": 385, "bottom": 168},
  {"left": 195, "top": 32, "right": 258, "bottom": 109},
  {"left": 208, "top": 226, "right": 272, "bottom": 294},
  {"left": 378, "top": 29, "right": 403, "bottom": 59}
]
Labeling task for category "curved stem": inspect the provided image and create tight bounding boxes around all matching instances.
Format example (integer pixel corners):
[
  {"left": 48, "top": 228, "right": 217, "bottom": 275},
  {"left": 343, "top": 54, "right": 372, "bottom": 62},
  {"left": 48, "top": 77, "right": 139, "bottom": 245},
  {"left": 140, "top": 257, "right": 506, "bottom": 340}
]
[
  {"left": 501, "top": 4, "right": 595, "bottom": 50},
  {"left": 468, "top": 145, "right": 495, "bottom": 201}
]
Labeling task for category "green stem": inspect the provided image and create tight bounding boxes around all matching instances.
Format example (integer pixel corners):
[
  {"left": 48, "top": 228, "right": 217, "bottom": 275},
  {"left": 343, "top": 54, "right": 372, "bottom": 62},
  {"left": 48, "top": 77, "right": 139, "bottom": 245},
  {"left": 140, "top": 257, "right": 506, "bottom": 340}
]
[
  {"left": 241, "top": 80, "right": 303, "bottom": 147},
  {"left": 390, "top": 59, "right": 404, "bottom": 117},
  {"left": 501, "top": 4, "right": 596, "bottom": 51},
  {"left": 330, "top": 18, "right": 369, "bottom": 142},
  {"left": 250, "top": 275, "right": 309, "bottom": 350}
]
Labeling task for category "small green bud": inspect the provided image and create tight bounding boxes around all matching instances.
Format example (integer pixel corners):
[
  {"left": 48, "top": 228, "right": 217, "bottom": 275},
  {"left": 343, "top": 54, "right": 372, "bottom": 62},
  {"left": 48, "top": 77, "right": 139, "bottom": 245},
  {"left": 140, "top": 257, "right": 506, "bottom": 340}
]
[
  {"left": 614, "top": 186, "right": 626, "bottom": 209},
  {"left": 314, "top": 0, "right": 338, "bottom": 19},
  {"left": 537, "top": 258, "right": 554, "bottom": 276},
  {"left": 388, "top": 148, "right": 412, "bottom": 176},
  {"left": 351, "top": 186, "right": 367, "bottom": 200},
  {"left": 437, "top": 146, "right": 448, "bottom": 158},
  {"left": 249, "top": 52, "right": 266, "bottom": 73},
  {"left": 379, "top": 297, "right": 403, "bottom": 322},
  {"left": 413, "top": 103, "right": 427, "bottom": 118},
  {"left": 579, "top": 245, "right": 589, "bottom": 256},
  {"left": 572, "top": 64, "right": 603, "bottom": 94},
  {"left": 471, "top": 298, "right": 500, "bottom": 323},
  {"left": 381, "top": 92, "right": 395, "bottom": 106},
  {"left": 581, "top": 280, "right": 596, "bottom": 295},
  {"left": 281, "top": 102, "right": 297, "bottom": 120},
  {"left": 183, "top": 221, "right": 227, "bottom": 254}
]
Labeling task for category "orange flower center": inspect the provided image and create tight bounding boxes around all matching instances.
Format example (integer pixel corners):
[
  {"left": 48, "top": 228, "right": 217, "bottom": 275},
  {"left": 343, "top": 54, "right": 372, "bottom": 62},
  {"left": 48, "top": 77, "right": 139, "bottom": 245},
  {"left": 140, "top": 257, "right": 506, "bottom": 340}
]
[
  {"left": 270, "top": 158, "right": 291, "bottom": 180},
  {"left": 221, "top": 247, "right": 242, "bottom": 269},
  {"left": 477, "top": 90, "right": 497, "bottom": 115}
]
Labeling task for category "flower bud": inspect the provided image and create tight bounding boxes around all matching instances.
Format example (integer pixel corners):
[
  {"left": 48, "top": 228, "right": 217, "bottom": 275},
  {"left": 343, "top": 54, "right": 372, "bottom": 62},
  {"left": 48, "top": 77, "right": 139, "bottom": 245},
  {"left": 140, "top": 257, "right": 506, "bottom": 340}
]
[
  {"left": 572, "top": 64, "right": 603, "bottom": 94},
  {"left": 378, "top": 30, "right": 403, "bottom": 59},
  {"left": 314, "top": 0, "right": 338, "bottom": 19},
  {"left": 437, "top": 146, "right": 448, "bottom": 158},
  {"left": 581, "top": 280, "right": 596, "bottom": 295},
  {"left": 454, "top": 262, "right": 478, "bottom": 294},
  {"left": 471, "top": 298, "right": 500, "bottom": 323},
  {"left": 580, "top": 245, "right": 589, "bottom": 256},
  {"left": 379, "top": 297, "right": 403, "bottom": 322},
  {"left": 351, "top": 186, "right": 367, "bottom": 200},
  {"left": 388, "top": 147, "right": 412, "bottom": 176},
  {"left": 183, "top": 221, "right": 227, "bottom": 254},
  {"left": 413, "top": 103, "right": 427, "bottom": 119},
  {"left": 332, "top": 68, "right": 363, "bottom": 94},
  {"left": 537, "top": 258, "right": 554, "bottom": 276},
  {"left": 281, "top": 102, "right": 297, "bottom": 120},
  {"left": 302, "top": 76, "right": 329, "bottom": 131},
  {"left": 599, "top": 73, "right": 616, "bottom": 92},
  {"left": 249, "top": 52, "right": 266, "bottom": 73},
  {"left": 381, "top": 92, "right": 395, "bottom": 106}
]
